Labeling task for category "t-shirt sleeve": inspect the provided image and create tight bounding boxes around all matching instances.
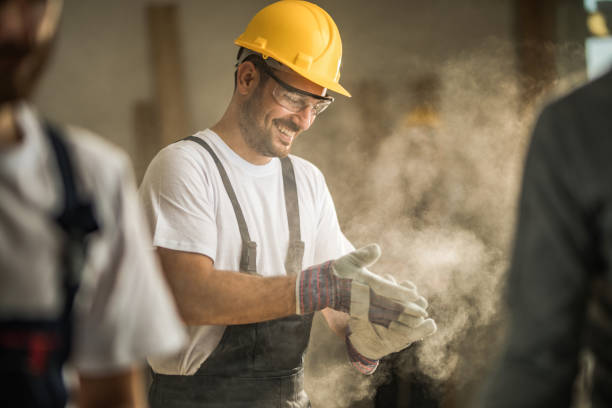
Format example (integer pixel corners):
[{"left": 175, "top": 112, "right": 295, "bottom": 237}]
[
  {"left": 72, "top": 151, "right": 186, "bottom": 374},
  {"left": 139, "top": 145, "right": 218, "bottom": 261},
  {"left": 312, "top": 170, "right": 354, "bottom": 263}
]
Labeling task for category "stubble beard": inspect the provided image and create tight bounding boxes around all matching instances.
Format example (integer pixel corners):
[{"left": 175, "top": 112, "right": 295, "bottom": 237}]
[{"left": 238, "top": 82, "right": 299, "bottom": 159}]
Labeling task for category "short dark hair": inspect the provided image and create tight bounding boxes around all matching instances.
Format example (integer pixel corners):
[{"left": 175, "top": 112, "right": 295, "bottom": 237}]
[{"left": 233, "top": 51, "right": 269, "bottom": 91}]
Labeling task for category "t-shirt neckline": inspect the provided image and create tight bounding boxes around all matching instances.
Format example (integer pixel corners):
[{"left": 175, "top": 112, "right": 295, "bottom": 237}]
[{"left": 197, "top": 129, "right": 281, "bottom": 177}]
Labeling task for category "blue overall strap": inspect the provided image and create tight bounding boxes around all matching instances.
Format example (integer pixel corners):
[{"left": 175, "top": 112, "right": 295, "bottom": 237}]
[
  {"left": 45, "top": 122, "right": 99, "bottom": 358},
  {"left": 184, "top": 136, "right": 257, "bottom": 273}
]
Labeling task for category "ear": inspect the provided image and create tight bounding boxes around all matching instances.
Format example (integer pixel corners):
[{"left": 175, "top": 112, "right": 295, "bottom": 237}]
[{"left": 236, "top": 61, "right": 261, "bottom": 96}]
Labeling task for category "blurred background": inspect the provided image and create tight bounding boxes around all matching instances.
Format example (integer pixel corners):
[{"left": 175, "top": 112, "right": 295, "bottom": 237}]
[{"left": 33, "top": 0, "right": 612, "bottom": 407}]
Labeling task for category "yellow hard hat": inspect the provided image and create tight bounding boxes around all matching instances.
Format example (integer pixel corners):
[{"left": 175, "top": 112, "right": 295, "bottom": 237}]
[{"left": 235, "top": 0, "right": 351, "bottom": 97}]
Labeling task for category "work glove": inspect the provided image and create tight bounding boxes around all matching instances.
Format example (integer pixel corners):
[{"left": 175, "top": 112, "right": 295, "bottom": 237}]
[
  {"left": 345, "top": 277, "right": 437, "bottom": 374},
  {"left": 296, "top": 244, "right": 428, "bottom": 327}
]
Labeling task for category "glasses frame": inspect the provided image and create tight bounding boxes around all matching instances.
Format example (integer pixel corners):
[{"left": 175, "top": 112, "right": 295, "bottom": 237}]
[{"left": 255, "top": 61, "right": 335, "bottom": 117}]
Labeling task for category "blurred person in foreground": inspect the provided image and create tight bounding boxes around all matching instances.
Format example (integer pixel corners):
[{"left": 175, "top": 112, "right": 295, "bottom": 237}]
[
  {"left": 0, "top": 0, "right": 185, "bottom": 406},
  {"left": 139, "top": 1, "right": 436, "bottom": 407},
  {"left": 480, "top": 69, "right": 612, "bottom": 407}
]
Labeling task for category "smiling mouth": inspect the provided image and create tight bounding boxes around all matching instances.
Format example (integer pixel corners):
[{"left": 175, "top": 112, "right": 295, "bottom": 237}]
[{"left": 274, "top": 121, "right": 297, "bottom": 144}]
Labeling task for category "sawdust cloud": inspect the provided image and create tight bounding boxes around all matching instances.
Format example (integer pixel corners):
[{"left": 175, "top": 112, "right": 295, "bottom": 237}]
[{"left": 297, "top": 38, "right": 585, "bottom": 407}]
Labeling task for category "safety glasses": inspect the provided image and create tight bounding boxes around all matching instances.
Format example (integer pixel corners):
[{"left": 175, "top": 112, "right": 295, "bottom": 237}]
[{"left": 261, "top": 64, "right": 334, "bottom": 117}]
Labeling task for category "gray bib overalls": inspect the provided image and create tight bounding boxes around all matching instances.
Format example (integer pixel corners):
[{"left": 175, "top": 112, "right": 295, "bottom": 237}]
[{"left": 149, "top": 137, "right": 313, "bottom": 407}]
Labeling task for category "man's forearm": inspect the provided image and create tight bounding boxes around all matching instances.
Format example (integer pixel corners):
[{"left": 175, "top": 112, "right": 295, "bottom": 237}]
[
  {"left": 180, "top": 269, "right": 297, "bottom": 325},
  {"left": 157, "top": 247, "right": 297, "bottom": 325}
]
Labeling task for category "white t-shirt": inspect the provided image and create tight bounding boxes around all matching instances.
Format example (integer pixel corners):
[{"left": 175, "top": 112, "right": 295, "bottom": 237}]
[
  {"left": 139, "top": 129, "right": 353, "bottom": 375},
  {"left": 0, "top": 103, "right": 185, "bottom": 374}
]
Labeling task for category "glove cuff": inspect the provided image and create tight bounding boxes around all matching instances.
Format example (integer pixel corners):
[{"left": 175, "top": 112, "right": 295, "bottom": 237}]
[
  {"left": 297, "top": 260, "right": 350, "bottom": 314},
  {"left": 297, "top": 261, "right": 333, "bottom": 314},
  {"left": 345, "top": 335, "right": 379, "bottom": 375}
]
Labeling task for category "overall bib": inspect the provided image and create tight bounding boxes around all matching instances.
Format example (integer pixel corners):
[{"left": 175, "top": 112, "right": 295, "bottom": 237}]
[
  {"left": 0, "top": 124, "right": 98, "bottom": 407},
  {"left": 149, "top": 137, "right": 313, "bottom": 408}
]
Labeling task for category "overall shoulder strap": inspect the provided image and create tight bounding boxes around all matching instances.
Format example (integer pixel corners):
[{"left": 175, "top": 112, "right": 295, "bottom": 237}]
[
  {"left": 45, "top": 122, "right": 99, "bottom": 329},
  {"left": 280, "top": 157, "right": 304, "bottom": 275},
  {"left": 46, "top": 123, "right": 99, "bottom": 238},
  {"left": 184, "top": 136, "right": 304, "bottom": 275},
  {"left": 184, "top": 136, "right": 257, "bottom": 273}
]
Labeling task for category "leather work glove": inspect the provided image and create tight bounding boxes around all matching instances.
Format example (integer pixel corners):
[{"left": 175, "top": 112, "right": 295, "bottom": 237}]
[
  {"left": 296, "top": 244, "right": 429, "bottom": 327},
  {"left": 345, "top": 277, "right": 437, "bottom": 374}
]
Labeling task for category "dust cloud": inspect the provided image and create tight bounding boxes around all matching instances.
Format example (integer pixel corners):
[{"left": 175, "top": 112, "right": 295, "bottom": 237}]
[{"left": 299, "top": 39, "right": 585, "bottom": 407}]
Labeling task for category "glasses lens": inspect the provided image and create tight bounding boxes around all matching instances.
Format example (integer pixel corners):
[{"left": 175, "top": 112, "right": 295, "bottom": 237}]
[
  {"left": 272, "top": 85, "right": 305, "bottom": 112},
  {"left": 272, "top": 84, "right": 333, "bottom": 117},
  {"left": 313, "top": 99, "right": 333, "bottom": 115}
]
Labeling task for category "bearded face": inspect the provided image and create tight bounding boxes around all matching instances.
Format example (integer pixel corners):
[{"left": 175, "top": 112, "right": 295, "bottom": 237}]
[
  {"left": 0, "top": 0, "right": 62, "bottom": 104},
  {"left": 237, "top": 73, "right": 303, "bottom": 159}
]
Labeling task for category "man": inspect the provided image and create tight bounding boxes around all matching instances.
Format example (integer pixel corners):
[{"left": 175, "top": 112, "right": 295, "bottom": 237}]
[
  {"left": 140, "top": 1, "right": 436, "bottom": 407},
  {"left": 480, "top": 69, "right": 612, "bottom": 407},
  {"left": 0, "top": 0, "right": 185, "bottom": 406}
]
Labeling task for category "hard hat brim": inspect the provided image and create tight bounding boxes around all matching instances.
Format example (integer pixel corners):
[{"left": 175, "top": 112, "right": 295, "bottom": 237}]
[{"left": 234, "top": 40, "right": 351, "bottom": 98}]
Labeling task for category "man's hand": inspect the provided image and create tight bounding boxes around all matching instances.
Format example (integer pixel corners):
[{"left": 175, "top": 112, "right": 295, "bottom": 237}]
[
  {"left": 344, "top": 276, "right": 437, "bottom": 374},
  {"left": 296, "top": 244, "right": 428, "bottom": 326},
  {"left": 349, "top": 312, "right": 437, "bottom": 359},
  {"left": 346, "top": 302, "right": 437, "bottom": 374}
]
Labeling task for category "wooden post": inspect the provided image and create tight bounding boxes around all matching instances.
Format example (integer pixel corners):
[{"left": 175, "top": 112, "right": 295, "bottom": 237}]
[
  {"left": 146, "top": 4, "right": 190, "bottom": 146},
  {"left": 514, "top": 0, "right": 558, "bottom": 107}
]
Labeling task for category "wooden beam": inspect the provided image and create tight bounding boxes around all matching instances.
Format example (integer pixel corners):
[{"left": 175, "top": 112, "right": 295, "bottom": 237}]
[
  {"left": 514, "top": 0, "right": 558, "bottom": 106},
  {"left": 132, "top": 100, "right": 158, "bottom": 183},
  {"left": 146, "top": 4, "right": 190, "bottom": 146}
]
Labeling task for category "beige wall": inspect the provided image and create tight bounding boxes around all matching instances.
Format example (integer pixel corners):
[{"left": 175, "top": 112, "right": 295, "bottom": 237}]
[{"left": 34, "top": 0, "right": 516, "bottom": 170}]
